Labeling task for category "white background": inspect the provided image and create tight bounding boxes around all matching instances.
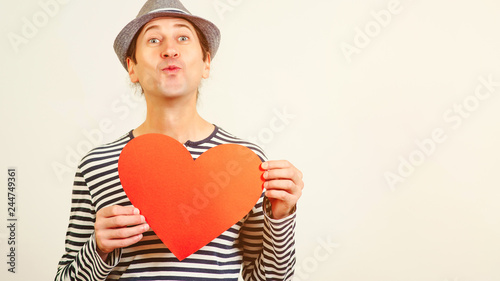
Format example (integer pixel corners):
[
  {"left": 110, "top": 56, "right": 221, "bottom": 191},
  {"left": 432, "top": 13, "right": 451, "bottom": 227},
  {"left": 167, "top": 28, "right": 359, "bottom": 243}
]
[{"left": 1, "top": 0, "right": 500, "bottom": 280}]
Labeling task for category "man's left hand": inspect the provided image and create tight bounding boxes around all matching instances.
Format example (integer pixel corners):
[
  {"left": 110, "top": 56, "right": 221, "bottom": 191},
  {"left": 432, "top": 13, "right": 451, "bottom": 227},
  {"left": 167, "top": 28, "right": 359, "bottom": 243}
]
[{"left": 261, "top": 160, "right": 304, "bottom": 219}]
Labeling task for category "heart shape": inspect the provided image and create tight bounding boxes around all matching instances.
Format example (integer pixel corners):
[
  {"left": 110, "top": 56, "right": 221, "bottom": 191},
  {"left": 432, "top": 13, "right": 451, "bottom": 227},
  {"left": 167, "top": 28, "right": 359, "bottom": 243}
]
[{"left": 118, "top": 134, "right": 263, "bottom": 261}]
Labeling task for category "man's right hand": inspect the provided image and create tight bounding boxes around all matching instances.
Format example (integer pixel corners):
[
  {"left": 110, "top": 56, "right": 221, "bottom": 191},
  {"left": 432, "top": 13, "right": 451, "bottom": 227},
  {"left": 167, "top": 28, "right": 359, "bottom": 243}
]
[{"left": 94, "top": 205, "right": 149, "bottom": 262}]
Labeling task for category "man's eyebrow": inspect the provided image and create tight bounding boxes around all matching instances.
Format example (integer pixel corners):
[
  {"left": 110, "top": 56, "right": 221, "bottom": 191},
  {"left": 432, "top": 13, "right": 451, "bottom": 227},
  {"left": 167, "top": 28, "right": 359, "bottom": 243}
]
[
  {"left": 143, "top": 24, "right": 160, "bottom": 35},
  {"left": 142, "top": 23, "right": 194, "bottom": 35},
  {"left": 173, "top": 23, "right": 194, "bottom": 32}
]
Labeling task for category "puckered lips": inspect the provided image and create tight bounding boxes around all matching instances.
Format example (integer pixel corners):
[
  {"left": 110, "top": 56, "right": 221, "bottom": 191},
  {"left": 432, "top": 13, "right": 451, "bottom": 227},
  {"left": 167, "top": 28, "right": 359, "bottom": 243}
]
[{"left": 161, "top": 63, "right": 181, "bottom": 74}]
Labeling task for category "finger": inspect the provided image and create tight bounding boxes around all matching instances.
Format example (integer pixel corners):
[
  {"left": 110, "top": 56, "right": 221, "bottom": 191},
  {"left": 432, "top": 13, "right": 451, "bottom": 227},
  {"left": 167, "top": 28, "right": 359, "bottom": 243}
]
[
  {"left": 261, "top": 161, "right": 304, "bottom": 184},
  {"left": 112, "top": 214, "right": 147, "bottom": 228},
  {"left": 261, "top": 160, "right": 293, "bottom": 170},
  {"left": 97, "top": 232, "right": 145, "bottom": 254},
  {"left": 97, "top": 214, "right": 146, "bottom": 230},
  {"left": 265, "top": 189, "right": 296, "bottom": 203},
  {"left": 266, "top": 181, "right": 303, "bottom": 199},
  {"left": 263, "top": 168, "right": 302, "bottom": 185},
  {"left": 100, "top": 222, "right": 150, "bottom": 240},
  {"left": 97, "top": 205, "right": 140, "bottom": 218},
  {"left": 96, "top": 223, "right": 149, "bottom": 253},
  {"left": 264, "top": 179, "right": 295, "bottom": 192}
]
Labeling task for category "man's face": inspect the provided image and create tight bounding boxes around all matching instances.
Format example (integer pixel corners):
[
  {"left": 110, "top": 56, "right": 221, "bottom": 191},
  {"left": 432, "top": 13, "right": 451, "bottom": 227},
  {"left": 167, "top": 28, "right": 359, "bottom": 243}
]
[{"left": 127, "top": 17, "right": 210, "bottom": 100}]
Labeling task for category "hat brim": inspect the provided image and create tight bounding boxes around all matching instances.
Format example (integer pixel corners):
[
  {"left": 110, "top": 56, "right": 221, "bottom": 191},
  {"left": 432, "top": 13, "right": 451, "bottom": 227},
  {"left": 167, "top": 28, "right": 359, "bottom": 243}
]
[{"left": 114, "top": 10, "right": 220, "bottom": 70}]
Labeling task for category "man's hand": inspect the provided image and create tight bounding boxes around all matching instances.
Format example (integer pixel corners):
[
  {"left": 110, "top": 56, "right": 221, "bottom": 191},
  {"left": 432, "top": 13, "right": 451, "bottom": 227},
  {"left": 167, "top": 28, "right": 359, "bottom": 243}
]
[
  {"left": 94, "top": 205, "right": 149, "bottom": 262},
  {"left": 261, "top": 160, "right": 304, "bottom": 219}
]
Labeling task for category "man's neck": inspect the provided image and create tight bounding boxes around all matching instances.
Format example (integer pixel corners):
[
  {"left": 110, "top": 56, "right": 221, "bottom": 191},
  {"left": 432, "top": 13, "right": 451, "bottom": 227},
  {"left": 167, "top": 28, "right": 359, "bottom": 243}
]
[{"left": 133, "top": 93, "right": 214, "bottom": 144}]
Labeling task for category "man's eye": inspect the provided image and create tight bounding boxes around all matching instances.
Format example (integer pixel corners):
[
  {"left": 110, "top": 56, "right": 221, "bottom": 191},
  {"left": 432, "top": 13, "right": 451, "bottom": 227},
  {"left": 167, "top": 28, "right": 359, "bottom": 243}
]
[
  {"left": 178, "top": 36, "right": 189, "bottom": 42},
  {"left": 148, "top": 38, "right": 160, "bottom": 44}
]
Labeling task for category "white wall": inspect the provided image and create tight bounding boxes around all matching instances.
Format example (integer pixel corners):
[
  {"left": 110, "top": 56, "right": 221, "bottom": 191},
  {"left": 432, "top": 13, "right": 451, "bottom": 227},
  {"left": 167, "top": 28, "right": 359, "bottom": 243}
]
[{"left": 1, "top": 0, "right": 500, "bottom": 280}]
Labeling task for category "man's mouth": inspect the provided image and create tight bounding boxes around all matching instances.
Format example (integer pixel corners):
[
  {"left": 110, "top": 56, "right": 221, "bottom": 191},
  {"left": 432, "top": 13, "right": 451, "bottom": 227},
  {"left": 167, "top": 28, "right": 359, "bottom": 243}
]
[{"left": 162, "top": 65, "right": 181, "bottom": 73}]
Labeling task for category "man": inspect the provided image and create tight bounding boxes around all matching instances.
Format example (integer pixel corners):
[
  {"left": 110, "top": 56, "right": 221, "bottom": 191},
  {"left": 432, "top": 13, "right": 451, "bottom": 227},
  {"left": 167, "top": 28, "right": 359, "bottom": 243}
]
[{"left": 55, "top": 0, "right": 303, "bottom": 280}]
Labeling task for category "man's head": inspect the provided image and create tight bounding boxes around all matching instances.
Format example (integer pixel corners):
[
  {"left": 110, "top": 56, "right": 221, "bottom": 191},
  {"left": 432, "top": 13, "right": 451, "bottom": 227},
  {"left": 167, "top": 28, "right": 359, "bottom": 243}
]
[
  {"left": 114, "top": 0, "right": 220, "bottom": 98},
  {"left": 126, "top": 17, "right": 211, "bottom": 99},
  {"left": 114, "top": 0, "right": 220, "bottom": 71}
]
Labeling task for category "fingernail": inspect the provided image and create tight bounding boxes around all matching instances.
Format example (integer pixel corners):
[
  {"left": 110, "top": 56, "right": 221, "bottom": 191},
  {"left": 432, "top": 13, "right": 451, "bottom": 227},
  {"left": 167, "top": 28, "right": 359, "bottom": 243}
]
[
  {"left": 261, "top": 162, "right": 268, "bottom": 169},
  {"left": 141, "top": 215, "right": 145, "bottom": 222},
  {"left": 263, "top": 181, "right": 268, "bottom": 189},
  {"left": 263, "top": 171, "right": 268, "bottom": 179},
  {"left": 134, "top": 208, "right": 140, "bottom": 215},
  {"left": 144, "top": 224, "right": 149, "bottom": 231}
]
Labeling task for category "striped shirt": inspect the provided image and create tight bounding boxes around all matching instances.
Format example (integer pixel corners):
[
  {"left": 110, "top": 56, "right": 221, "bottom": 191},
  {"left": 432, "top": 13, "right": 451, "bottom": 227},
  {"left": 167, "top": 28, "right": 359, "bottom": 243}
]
[{"left": 55, "top": 126, "right": 296, "bottom": 280}]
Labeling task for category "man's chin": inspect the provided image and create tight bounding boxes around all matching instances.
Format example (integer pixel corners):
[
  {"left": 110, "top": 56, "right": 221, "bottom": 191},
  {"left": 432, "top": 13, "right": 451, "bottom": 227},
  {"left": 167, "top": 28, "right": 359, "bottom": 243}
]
[{"left": 153, "top": 88, "right": 197, "bottom": 100}]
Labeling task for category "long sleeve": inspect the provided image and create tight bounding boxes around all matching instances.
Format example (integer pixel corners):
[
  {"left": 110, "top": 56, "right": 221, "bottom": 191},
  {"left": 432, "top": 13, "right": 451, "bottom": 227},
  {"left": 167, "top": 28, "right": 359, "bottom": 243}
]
[
  {"left": 240, "top": 194, "right": 297, "bottom": 281},
  {"left": 55, "top": 128, "right": 297, "bottom": 280},
  {"left": 54, "top": 168, "right": 120, "bottom": 281}
]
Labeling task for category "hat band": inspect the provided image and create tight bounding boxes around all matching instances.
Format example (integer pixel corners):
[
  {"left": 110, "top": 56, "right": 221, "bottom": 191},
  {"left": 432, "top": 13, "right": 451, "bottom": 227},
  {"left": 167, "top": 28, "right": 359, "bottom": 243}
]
[{"left": 148, "top": 8, "right": 189, "bottom": 15}]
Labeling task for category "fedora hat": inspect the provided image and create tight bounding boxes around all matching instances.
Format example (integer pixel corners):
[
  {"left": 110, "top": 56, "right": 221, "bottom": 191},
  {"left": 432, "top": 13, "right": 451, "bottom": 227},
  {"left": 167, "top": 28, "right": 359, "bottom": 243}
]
[{"left": 114, "top": 0, "right": 221, "bottom": 71}]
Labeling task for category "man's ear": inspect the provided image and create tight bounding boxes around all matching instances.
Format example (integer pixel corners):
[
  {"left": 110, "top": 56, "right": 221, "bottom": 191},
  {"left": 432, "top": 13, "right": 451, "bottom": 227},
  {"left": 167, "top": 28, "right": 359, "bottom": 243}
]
[
  {"left": 202, "top": 52, "right": 211, "bottom": 79},
  {"left": 127, "top": 57, "right": 139, "bottom": 83}
]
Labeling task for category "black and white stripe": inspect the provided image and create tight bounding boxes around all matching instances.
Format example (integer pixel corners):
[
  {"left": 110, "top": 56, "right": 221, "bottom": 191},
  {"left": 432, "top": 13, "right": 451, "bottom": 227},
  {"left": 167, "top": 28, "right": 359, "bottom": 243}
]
[{"left": 55, "top": 126, "right": 296, "bottom": 281}]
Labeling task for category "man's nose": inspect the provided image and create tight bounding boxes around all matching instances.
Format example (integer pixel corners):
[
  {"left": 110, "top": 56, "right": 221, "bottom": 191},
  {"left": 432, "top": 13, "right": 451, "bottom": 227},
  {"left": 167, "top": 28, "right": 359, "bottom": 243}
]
[{"left": 161, "top": 40, "right": 179, "bottom": 58}]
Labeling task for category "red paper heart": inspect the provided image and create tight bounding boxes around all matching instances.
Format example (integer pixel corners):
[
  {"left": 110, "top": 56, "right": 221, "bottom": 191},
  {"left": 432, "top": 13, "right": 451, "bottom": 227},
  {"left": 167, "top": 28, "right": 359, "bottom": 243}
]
[{"left": 118, "top": 134, "right": 263, "bottom": 261}]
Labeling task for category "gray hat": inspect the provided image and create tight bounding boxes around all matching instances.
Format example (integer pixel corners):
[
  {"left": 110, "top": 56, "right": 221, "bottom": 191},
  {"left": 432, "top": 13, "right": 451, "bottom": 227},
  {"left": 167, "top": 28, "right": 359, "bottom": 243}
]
[{"left": 114, "top": 0, "right": 221, "bottom": 71}]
